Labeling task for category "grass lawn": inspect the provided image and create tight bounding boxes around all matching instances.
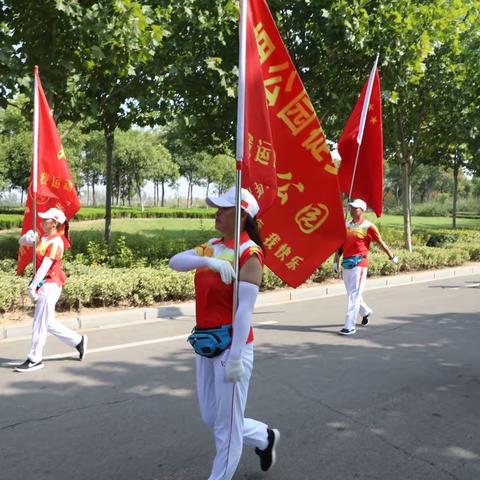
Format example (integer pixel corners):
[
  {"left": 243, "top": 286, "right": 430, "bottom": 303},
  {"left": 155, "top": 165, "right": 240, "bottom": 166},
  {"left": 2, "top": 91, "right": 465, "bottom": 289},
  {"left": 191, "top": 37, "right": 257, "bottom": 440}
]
[
  {"left": 71, "top": 217, "right": 216, "bottom": 236},
  {"left": 0, "top": 217, "right": 216, "bottom": 237},
  {"left": 370, "top": 214, "right": 480, "bottom": 230},
  {"left": 1, "top": 214, "right": 479, "bottom": 240},
  {"left": 1, "top": 214, "right": 478, "bottom": 263}
]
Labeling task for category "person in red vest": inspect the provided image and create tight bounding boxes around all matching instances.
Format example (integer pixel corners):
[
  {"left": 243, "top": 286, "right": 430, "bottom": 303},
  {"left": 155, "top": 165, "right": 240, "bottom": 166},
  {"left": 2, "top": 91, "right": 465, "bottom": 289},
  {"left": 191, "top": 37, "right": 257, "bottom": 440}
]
[
  {"left": 334, "top": 199, "right": 398, "bottom": 335},
  {"left": 169, "top": 187, "right": 279, "bottom": 480},
  {"left": 14, "top": 208, "right": 87, "bottom": 372}
]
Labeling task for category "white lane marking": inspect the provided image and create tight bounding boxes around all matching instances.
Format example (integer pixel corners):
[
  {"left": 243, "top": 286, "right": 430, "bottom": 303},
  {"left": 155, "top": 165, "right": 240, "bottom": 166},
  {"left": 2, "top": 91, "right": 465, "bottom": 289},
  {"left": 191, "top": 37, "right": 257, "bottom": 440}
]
[
  {"left": 2, "top": 321, "right": 279, "bottom": 365},
  {"left": 45, "top": 334, "right": 189, "bottom": 360}
]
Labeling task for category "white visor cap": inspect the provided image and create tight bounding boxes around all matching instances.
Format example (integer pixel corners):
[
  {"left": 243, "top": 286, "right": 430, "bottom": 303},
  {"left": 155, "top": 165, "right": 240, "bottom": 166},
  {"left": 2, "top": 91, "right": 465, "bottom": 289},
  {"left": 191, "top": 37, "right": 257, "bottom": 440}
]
[
  {"left": 348, "top": 199, "right": 367, "bottom": 211},
  {"left": 38, "top": 207, "right": 67, "bottom": 224},
  {"left": 206, "top": 186, "right": 260, "bottom": 218}
]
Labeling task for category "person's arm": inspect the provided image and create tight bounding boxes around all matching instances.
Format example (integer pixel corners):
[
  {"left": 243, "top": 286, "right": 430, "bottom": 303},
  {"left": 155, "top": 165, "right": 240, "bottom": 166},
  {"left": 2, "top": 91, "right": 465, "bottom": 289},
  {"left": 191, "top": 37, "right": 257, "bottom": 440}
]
[
  {"left": 333, "top": 247, "right": 343, "bottom": 273},
  {"left": 27, "top": 257, "right": 53, "bottom": 301},
  {"left": 376, "top": 238, "right": 398, "bottom": 263},
  {"left": 169, "top": 248, "right": 236, "bottom": 284},
  {"left": 225, "top": 255, "right": 262, "bottom": 382}
]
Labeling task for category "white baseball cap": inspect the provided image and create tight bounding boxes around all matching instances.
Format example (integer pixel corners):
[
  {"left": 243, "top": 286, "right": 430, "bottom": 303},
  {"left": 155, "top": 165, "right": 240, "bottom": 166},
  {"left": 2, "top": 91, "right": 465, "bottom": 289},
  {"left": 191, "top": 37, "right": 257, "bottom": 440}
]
[
  {"left": 206, "top": 186, "right": 260, "bottom": 218},
  {"left": 348, "top": 199, "right": 367, "bottom": 211},
  {"left": 38, "top": 207, "right": 67, "bottom": 224}
]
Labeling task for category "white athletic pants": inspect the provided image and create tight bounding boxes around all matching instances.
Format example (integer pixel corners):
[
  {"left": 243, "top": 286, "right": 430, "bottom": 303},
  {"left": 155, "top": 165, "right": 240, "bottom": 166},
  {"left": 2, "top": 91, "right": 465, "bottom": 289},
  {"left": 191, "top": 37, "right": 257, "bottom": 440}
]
[
  {"left": 28, "top": 282, "right": 82, "bottom": 363},
  {"left": 342, "top": 266, "right": 371, "bottom": 330},
  {"left": 196, "top": 343, "right": 269, "bottom": 480}
]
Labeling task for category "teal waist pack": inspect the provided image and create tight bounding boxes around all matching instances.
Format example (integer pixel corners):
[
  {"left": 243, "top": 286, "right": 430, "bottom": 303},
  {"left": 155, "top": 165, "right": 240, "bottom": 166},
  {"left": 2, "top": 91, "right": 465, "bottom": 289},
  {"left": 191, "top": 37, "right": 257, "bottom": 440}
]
[
  {"left": 341, "top": 255, "right": 365, "bottom": 269},
  {"left": 187, "top": 325, "right": 232, "bottom": 358}
]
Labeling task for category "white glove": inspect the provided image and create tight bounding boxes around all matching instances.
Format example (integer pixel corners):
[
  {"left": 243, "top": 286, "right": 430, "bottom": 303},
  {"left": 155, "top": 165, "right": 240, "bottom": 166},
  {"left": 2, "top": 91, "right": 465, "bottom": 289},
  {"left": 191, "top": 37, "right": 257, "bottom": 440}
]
[
  {"left": 19, "top": 230, "right": 39, "bottom": 246},
  {"left": 333, "top": 262, "right": 339, "bottom": 274},
  {"left": 391, "top": 255, "right": 399, "bottom": 265},
  {"left": 27, "top": 286, "right": 38, "bottom": 302},
  {"left": 205, "top": 257, "right": 236, "bottom": 284},
  {"left": 26, "top": 230, "right": 38, "bottom": 243},
  {"left": 225, "top": 358, "right": 244, "bottom": 382}
]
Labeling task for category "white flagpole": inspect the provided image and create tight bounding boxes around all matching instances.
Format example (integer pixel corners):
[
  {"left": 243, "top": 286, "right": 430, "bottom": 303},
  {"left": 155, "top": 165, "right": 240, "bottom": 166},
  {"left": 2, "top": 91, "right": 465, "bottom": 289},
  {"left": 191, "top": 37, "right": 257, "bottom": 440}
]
[
  {"left": 32, "top": 65, "right": 40, "bottom": 273},
  {"left": 232, "top": 0, "right": 247, "bottom": 315},
  {"left": 347, "top": 53, "right": 379, "bottom": 201}
]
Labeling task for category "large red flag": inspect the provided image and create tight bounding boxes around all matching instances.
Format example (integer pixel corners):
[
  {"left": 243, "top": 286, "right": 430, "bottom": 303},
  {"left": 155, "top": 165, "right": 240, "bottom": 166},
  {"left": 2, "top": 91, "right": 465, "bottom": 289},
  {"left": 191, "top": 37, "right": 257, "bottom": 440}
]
[
  {"left": 241, "top": 0, "right": 345, "bottom": 288},
  {"left": 337, "top": 63, "right": 383, "bottom": 217},
  {"left": 17, "top": 67, "right": 80, "bottom": 275}
]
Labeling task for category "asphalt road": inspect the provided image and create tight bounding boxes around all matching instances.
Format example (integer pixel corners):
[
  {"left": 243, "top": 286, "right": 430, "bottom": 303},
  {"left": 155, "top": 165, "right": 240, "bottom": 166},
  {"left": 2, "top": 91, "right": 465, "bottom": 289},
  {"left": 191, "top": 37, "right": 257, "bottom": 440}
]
[{"left": 1, "top": 275, "right": 479, "bottom": 480}]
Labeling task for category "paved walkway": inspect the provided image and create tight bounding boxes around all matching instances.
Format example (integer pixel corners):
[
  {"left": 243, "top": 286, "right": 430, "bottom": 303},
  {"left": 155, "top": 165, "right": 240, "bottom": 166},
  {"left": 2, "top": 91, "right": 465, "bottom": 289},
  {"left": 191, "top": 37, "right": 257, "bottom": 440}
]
[{"left": 2, "top": 263, "right": 479, "bottom": 341}]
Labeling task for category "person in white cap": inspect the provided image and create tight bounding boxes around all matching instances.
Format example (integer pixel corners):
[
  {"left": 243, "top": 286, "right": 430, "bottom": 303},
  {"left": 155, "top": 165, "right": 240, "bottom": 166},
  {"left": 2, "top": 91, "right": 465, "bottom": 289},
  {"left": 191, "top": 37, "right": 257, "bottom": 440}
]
[
  {"left": 14, "top": 208, "right": 87, "bottom": 372},
  {"left": 334, "top": 199, "right": 398, "bottom": 335},
  {"left": 169, "top": 186, "right": 279, "bottom": 479}
]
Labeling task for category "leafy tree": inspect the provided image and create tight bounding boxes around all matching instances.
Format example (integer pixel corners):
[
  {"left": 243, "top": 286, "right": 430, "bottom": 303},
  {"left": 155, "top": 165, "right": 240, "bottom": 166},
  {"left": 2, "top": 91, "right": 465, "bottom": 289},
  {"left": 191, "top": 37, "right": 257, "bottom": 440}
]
[
  {"left": 81, "top": 131, "right": 106, "bottom": 207},
  {"left": 211, "top": 154, "right": 236, "bottom": 195},
  {"left": 1, "top": 0, "right": 169, "bottom": 240},
  {"left": 1, "top": 131, "right": 32, "bottom": 203},
  {"left": 113, "top": 130, "right": 158, "bottom": 208},
  {"left": 175, "top": 151, "right": 206, "bottom": 208},
  {"left": 148, "top": 135, "right": 178, "bottom": 206},
  {"left": 145, "top": 0, "right": 239, "bottom": 154}
]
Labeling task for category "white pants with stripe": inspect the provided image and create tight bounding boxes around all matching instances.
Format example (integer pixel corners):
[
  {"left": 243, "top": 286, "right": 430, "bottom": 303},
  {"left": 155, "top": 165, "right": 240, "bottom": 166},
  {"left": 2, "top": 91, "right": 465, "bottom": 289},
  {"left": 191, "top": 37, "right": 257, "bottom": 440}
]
[
  {"left": 196, "top": 343, "right": 269, "bottom": 480},
  {"left": 28, "top": 282, "right": 82, "bottom": 363},
  {"left": 342, "top": 266, "right": 372, "bottom": 331}
]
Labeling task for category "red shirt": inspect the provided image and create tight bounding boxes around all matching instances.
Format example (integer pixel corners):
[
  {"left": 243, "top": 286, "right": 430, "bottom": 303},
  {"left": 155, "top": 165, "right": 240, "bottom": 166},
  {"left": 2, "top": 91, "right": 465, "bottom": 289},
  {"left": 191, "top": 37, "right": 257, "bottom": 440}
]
[
  {"left": 35, "top": 233, "right": 67, "bottom": 286},
  {"left": 193, "top": 231, "right": 264, "bottom": 343},
  {"left": 342, "top": 220, "right": 381, "bottom": 267}
]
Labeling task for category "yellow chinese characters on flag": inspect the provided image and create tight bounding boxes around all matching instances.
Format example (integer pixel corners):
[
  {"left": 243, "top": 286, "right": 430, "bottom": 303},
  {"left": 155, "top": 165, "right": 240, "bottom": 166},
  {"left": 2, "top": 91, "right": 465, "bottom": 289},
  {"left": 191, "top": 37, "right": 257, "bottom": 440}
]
[
  {"left": 242, "top": 0, "right": 345, "bottom": 288},
  {"left": 17, "top": 68, "right": 80, "bottom": 275}
]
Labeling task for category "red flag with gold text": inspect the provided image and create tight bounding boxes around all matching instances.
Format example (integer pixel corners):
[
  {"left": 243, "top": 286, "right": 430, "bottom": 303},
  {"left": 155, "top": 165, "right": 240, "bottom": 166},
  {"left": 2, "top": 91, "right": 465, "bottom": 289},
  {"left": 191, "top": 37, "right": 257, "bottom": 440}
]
[
  {"left": 242, "top": 0, "right": 345, "bottom": 288},
  {"left": 337, "top": 68, "right": 383, "bottom": 217},
  {"left": 17, "top": 68, "right": 80, "bottom": 275}
]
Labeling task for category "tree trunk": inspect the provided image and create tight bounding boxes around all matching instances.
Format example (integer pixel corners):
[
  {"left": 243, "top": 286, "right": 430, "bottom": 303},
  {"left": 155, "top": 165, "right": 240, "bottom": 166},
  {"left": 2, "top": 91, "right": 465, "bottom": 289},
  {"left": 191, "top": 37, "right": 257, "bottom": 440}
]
[
  {"left": 104, "top": 128, "right": 115, "bottom": 242},
  {"left": 400, "top": 157, "right": 413, "bottom": 252},
  {"left": 161, "top": 182, "right": 165, "bottom": 207},
  {"left": 395, "top": 107, "right": 413, "bottom": 252},
  {"left": 138, "top": 184, "right": 144, "bottom": 212},
  {"left": 92, "top": 182, "right": 96, "bottom": 207},
  {"left": 452, "top": 156, "right": 459, "bottom": 229}
]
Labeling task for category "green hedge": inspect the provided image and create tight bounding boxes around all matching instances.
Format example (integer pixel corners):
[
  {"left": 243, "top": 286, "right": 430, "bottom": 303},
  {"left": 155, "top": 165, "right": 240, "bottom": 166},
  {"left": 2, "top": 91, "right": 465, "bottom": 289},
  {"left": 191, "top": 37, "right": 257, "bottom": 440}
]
[
  {"left": 0, "top": 207, "right": 216, "bottom": 231},
  {"left": 0, "top": 214, "right": 23, "bottom": 230},
  {"left": 1, "top": 244, "right": 478, "bottom": 315}
]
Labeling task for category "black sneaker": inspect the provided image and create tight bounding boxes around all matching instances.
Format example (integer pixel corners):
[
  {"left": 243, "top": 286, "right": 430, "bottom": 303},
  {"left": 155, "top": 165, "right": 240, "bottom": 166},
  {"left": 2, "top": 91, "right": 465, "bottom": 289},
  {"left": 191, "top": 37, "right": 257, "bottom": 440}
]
[
  {"left": 361, "top": 313, "right": 371, "bottom": 326},
  {"left": 14, "top": 359, "right": 44, "bottom": 373},
  {"left": 339, "top": 328, "right": 356, "bottom": 336},
  {"left": 76, "top": 335, "right": 88, "bottom": 361},
  {"left": 255, "top": 428, "right": 280, "bottom": 472}
]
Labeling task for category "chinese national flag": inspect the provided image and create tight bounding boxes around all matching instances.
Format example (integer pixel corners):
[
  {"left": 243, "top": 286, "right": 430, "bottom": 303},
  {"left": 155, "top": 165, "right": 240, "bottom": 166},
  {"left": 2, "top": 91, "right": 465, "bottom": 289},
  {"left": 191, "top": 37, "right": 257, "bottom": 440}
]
[
  {"left": 242, "top": 0, "right": 345, "bottom": 288},
  {"left": 17, "top": 67, "right": 80, "bottom": 275},
  {"left": 337, "top": 65, "right": 383, "bottom": 217}
]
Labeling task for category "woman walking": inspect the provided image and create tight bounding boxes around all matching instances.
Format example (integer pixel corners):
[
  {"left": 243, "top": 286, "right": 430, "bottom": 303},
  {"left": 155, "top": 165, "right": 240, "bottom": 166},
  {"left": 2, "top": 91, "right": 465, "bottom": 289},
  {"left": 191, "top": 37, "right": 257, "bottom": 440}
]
[
  {"left": 15, "top": 207, "right": 87, "bottom": 372},
  {"left": 334, "top": 199, "right": 398, "bottom": 335},
  {"left": 169, "top": 187, "right": 279, "bottom": 479}
]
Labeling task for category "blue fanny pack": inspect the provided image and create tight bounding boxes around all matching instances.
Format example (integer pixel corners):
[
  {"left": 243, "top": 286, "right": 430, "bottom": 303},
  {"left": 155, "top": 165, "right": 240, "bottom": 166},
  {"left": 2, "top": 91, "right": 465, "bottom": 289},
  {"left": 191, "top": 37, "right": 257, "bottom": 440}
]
[
  {"left": 187, "top": 325, "right": 232, "bottom": 358},
  {"left": 341, "top": 255, "right": 365, "bottom": 270}
]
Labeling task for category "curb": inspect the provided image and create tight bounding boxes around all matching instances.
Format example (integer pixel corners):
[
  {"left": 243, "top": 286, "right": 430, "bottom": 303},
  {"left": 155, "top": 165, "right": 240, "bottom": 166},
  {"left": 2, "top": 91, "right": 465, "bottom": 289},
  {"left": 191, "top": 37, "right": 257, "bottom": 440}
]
[{"left": 2, "top": 264, "right": 479, "bottom": 342}]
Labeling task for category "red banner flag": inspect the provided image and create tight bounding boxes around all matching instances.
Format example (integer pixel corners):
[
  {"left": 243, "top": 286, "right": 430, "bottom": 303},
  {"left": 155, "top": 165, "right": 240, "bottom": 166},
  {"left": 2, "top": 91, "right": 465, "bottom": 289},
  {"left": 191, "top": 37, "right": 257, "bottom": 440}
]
[
  {"left": 242, "top": 0, "right": 345, "bottom": 288},
  {"left": 337, "top": 64, "right": 383, "bottom": 217},
  {"left": 17, "top": 67, "right": 80, "bottom": 275}
]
